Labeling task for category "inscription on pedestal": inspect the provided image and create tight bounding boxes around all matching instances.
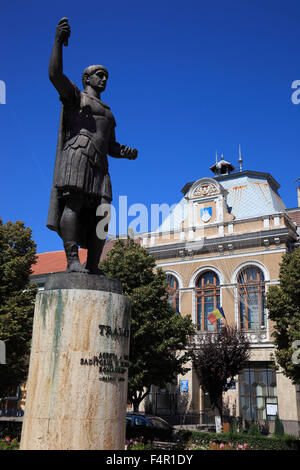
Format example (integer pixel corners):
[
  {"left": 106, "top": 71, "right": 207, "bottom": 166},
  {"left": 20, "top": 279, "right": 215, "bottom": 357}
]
[
  {"left": 80, "top": 323, "right": 130, "bottom": 383},
  {"left": 80, "top": 353, "right": 129, "bottom": 382},
  {"left": 98, "top": 324, "right": 130, "bottom": 337}
]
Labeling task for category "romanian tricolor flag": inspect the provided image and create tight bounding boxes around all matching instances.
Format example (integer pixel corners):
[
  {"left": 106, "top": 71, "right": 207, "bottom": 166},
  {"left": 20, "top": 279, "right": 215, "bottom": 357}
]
[{"left": 207, "top": 307, "right": 226, "bottom": 324}]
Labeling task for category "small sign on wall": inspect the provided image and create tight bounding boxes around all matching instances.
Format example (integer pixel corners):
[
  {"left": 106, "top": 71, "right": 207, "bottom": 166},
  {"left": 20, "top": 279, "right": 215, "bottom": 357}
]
[
  {"left": 266, "top": 404, "right": 278, "bottom": 416},
  {"left": 226, "top": 379, "right": 236, "bottom": 390},
  {"left": 180, "top": 380, "right": 189, "bottom": 393}
]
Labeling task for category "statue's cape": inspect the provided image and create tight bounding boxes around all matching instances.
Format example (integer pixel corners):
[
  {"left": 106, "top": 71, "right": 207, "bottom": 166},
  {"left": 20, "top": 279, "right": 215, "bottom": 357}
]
[
  {"left": 46, "top": 105, "right": 65, "bottom": 238},
  {"left": 46, "top": 102, "right": 94, "bottom": 249}
]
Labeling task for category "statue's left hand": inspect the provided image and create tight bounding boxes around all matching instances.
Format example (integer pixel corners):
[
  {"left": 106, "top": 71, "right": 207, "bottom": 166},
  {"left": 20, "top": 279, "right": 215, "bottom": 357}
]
[{"left": 121, "top": 146, "right": 138, "bottom": 159}]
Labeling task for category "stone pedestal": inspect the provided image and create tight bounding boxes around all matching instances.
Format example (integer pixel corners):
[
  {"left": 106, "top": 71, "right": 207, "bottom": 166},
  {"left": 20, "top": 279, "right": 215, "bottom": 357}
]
[{"left": 20, "top": 273, "right": 131, "bottom": 450}]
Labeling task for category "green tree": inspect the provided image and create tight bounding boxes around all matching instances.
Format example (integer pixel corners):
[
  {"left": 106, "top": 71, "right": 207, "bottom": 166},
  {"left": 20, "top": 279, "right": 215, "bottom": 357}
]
[
  {"left": 192, "top": 326, "right": 250, "bottom": 425},
  {"left": 0, "top": 218, "right": 37, "bottom": 397},
  {"left": 100, "top": 238, "right": 195, "bottom": 412},
  {"left": 266, "top": 247, "right": 300, "bottom": 384}
]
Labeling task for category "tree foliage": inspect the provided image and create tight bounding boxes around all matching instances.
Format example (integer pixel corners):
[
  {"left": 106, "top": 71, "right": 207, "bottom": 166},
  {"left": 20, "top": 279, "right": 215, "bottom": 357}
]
[
  {"left": 192, "top": 326, "right": 250, "bottom": 422},
  {"left": 100, "top": 238, "right": 195, "bottom": 411},
  {"left": 0, "top": 218, "right": 37, "bottom": 397},
  {"left": 266, "top": 247, "right": 300, "bottom": 384}
]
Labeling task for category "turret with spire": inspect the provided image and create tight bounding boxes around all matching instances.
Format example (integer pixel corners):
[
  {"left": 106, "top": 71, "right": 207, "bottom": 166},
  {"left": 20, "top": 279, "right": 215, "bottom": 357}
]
[{"left": 210, "top": 152, "right": 235, "bottom": 176}]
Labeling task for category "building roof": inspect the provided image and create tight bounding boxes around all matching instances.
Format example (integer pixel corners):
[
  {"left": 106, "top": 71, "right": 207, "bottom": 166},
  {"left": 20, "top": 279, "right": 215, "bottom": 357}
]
[
  {"left": 156, "top": 170, "right": 287, "bottom": 234},
  {"left": 30, "top": 238, "right": 123, "bottom": 278},
  {"left": 217, "top": 173, "right": 286, "bottom": 219},
  {"left": 181, "top": 170, "right": 281, "bottom": 195},
  {"left": 31, "top": 249, "right": 88, "bottom": 276},
  {"left": 287, "top": 207, "right": 300, "bottom": 227}
]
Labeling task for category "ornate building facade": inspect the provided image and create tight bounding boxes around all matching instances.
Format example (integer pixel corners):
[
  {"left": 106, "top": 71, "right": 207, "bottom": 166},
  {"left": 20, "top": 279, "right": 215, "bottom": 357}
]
[
  {"left": 135, "top": 159, "right": 299, "bottom": 434},
  {"left": 30, "top": 159, "right": 300, "bottom": 435}
]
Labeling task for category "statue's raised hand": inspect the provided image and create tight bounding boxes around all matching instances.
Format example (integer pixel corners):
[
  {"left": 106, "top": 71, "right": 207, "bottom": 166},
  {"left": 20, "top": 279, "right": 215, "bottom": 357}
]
[{"left": 55, "top": 17, "right": 71, "bottom": 46}]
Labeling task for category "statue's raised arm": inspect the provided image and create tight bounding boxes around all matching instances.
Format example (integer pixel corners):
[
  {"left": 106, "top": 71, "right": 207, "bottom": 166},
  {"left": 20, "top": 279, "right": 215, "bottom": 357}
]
[{"left": 49, "top": 18, "right": 74, "bottom": 101}]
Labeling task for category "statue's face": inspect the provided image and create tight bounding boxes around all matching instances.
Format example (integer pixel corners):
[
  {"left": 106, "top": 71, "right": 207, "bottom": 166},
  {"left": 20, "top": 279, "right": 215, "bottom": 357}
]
[{"left": 87, "top": 69, "right": 108, "bottom": 92}]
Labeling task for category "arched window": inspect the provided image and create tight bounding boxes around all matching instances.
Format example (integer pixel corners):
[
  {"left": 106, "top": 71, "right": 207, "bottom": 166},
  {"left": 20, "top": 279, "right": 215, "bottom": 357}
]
[
  {"left": 166, "top": 274, "right": 180, "bottom": 313},
  {"left": 196, "top": 271, "right": 220, "bottom": 331},
  {"left": 238, "top": 266, "right": 266, "bottom": 330}
]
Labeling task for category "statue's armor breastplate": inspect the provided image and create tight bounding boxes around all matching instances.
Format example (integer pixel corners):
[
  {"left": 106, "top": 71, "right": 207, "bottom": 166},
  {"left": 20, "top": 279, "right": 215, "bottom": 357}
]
[
  {"left": 64, "top": 92, "right": 115, "bottom": 156},
  {"left": 55, "top": 89, "right": 114, "bottom": 200}
]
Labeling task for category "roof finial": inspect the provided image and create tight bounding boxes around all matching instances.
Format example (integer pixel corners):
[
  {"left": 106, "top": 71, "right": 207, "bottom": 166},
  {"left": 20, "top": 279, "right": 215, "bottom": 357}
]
[
  {"left": 239, "top": 144, "right": 243, "bottom": 172},
  {"left": 216, "top": 150, "right": 218, "bottom": 163}
]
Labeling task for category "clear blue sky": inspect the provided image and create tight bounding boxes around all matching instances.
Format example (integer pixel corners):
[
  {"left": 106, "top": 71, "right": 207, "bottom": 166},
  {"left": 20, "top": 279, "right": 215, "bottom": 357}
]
[{"left": 1, "top": 0, "right": 300, "bottom": 253}]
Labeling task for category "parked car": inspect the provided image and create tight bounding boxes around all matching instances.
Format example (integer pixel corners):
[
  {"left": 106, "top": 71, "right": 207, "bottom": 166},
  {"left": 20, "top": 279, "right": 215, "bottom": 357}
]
[{"left": 126, "top": 413, "right": 174, "bottom": 441}]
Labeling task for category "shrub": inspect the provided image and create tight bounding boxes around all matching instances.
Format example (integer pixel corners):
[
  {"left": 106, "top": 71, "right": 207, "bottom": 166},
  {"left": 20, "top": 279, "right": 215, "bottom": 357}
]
[
  {"left": 0, "top": 421, "right": 22, "bottom": 440},
  {"left": 274, "top": 415, "right": 285, "bottom": 437},
  {"left": 247, "top": 422, "right": 261, "bottom": 437},
  {"left": 176, "top": 430, "right": 300, "bottom": 451},
  {"left": 209, "top": 441, "right": 248, "bottom": 450},
  {"left": 229, "top": 416, "right": 240, "bottom": 434},
  {"left": 126, "top": 424, "right": 172, "bottom": 442},
  {"left": 0, "top": 437, "right": 19, "bottom": 450},
  {"left": 125, "top": 436, "right": 184, "bottom": 450},
  {"left": 126, "top": 437, "right": 152, "bottom": 450}
]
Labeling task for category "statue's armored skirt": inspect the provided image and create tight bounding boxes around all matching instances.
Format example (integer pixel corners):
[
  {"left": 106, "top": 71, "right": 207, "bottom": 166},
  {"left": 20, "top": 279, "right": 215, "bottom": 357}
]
[{"left": 55, "top": 133, "right": 112, "bottom": 200}]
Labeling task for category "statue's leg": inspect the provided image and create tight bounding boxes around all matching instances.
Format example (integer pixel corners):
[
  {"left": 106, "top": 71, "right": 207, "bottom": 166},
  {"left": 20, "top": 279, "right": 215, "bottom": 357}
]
[
  {"left": 85, "top": 199, "right": 110, "bottom": 275},
  {"left": 85, "top": 233, "right": 106, "bottom": 275},
  {"left": 60, "top": 192, "right": 89, "bottom": 273}
]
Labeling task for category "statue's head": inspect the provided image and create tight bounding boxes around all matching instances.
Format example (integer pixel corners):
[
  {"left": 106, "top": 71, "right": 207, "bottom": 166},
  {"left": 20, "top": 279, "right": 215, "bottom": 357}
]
[{"left": 82, "top": 65, "right": 109, "bottom": 92}]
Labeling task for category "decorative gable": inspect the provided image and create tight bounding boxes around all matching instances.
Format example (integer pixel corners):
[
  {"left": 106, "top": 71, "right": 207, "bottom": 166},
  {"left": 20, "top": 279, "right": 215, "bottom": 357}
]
[
  {"left": 183, "top": 178, "right": 234, "bottom": 227},
  {"left": 192, "top": 181, "right": 219, "bottom": 198}
]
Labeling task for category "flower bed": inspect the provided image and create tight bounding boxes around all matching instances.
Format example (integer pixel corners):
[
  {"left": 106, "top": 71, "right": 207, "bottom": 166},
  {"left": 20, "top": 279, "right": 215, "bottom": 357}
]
[
  {"left": 126, "top": 438, "right": 153, "bottom": 450},
  {"left": 0, "top": 437, "right": 20, "bottom": 450},
  {"left": 187, "top": 441, "right": 248, "bottom": 450}
]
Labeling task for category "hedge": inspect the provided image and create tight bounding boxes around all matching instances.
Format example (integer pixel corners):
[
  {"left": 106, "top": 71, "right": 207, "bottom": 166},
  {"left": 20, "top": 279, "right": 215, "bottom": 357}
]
[
  {"left": 0, "top": 438, "right": 20, "bottom": 450},
  {"left": 176, "top": 430, "right": 300, "bottom": 451},
  {"left": 126, "top": 425, "right": 173, "bottom": 442}
]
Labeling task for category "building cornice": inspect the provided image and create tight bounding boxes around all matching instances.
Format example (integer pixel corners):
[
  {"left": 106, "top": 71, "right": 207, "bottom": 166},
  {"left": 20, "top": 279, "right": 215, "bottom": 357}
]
[
  {"left": 138, "top": 211, "right": 297, "bottom": 241},
  {"left": 147, "top": 227, "right": 296, "bottom": 260}
]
